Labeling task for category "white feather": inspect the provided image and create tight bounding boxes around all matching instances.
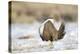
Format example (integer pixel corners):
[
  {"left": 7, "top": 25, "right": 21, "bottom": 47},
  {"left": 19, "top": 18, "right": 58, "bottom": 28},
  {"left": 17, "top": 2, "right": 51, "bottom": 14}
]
[{"left": 40, "top": 19, "right": 62, "bottom": 35}]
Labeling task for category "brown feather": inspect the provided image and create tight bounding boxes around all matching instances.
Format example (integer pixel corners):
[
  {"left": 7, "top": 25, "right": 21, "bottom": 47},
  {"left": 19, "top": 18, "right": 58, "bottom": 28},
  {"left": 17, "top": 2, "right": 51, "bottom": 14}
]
[
  {"left": 43, "top": 21, "right": 58, "bottom": 41},
  {"left": 58, "top": 22, "right": 65, "bottom": 39},
  {"left": 39, "top": 20, "right": 65, "bottom": 42}
]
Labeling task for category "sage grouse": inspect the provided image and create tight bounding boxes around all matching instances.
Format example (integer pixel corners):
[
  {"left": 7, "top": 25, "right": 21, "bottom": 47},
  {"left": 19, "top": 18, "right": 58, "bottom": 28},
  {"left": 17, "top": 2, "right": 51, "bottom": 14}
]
[{"left": 39, "top": 19, "right": 65, "bottom": 44}]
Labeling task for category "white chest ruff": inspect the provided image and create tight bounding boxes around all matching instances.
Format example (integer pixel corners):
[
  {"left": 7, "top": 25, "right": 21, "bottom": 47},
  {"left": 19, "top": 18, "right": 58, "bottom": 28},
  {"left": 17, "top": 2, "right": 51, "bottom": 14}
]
[{"left": 40, "top": 19, "right": 62, "bottom": 35}]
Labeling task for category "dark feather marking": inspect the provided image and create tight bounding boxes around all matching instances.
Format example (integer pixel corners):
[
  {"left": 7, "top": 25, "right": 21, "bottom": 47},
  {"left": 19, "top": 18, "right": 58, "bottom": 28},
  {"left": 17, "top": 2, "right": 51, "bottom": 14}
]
[
  {"left": 40, "top": 34, "right": 45, "bottom": 41},
  {"left": 39, "top": 20, "right": 66, "bottom": 42},
  {"left": 58, "top": 22, "right": 65, "bottom": 39}
]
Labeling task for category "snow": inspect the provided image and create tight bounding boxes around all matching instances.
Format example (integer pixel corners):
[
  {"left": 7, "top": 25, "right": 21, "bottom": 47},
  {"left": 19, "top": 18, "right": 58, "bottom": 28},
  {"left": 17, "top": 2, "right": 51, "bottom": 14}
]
[{"left": 11, "top": 21, "right": 78, "bottom": 52}]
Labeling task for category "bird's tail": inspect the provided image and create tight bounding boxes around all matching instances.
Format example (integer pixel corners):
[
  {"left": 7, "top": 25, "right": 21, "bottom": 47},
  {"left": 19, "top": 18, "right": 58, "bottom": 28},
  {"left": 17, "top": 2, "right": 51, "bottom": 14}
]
[
  {"left": 39, "top": 25, "right": 45, "bottom": 41},
  {"left": 58, "top": 22, "right": 65, "bottom": 39}
]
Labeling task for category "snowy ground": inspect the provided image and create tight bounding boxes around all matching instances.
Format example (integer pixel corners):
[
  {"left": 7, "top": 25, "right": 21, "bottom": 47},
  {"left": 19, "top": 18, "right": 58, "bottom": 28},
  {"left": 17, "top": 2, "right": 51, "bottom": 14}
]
[{"left": 11, "top": 21, "right": 78, "bottom": 53}]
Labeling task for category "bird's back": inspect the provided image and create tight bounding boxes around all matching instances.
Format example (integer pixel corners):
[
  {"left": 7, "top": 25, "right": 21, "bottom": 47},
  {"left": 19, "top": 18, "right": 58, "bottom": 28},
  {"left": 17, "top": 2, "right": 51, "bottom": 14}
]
[
  {"left": 43, "top": 20, "right": 58, "bottom": 41},
  {"left": 39, "top": 19, "right": 65, "bottom": 42}
]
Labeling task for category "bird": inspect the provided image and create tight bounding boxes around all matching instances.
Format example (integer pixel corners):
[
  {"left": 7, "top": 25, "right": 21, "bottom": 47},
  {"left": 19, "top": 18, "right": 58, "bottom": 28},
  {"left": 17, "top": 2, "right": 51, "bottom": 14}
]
[{"left": 39, "top": 19, "right": 65, "bottom": 47}]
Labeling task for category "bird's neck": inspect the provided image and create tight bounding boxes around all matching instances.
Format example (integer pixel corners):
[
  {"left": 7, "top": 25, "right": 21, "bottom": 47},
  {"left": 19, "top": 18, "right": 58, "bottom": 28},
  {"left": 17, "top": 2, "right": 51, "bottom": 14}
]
[
  {"left": 40, "top": 19, "right": 62, "bottom": 35},
  {"left": 47, "top": 19, "right": 62, "bottom": 30}
]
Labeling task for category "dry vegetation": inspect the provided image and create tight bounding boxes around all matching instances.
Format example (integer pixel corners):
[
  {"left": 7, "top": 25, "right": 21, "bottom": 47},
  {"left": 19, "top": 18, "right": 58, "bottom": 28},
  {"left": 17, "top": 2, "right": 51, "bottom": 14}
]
[
  {"left": 18, "top": 35, "right": 34, "bottom": 39},
  {"left": 10, "top": 1, "right": 78, "bottom": 23}
]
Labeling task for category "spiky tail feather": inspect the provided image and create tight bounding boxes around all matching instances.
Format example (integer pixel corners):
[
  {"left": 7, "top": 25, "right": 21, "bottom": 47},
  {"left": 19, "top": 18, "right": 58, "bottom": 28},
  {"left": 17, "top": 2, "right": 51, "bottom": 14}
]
[{"left": 58, "top": 22, "right": 65, "bottom": 39}]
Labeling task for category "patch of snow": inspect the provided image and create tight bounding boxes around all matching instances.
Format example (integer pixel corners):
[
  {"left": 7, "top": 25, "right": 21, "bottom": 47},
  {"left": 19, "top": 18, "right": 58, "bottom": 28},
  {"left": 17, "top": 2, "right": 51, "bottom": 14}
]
[{"left": 11, "top": 22, "right": 78, "bottom": 52}]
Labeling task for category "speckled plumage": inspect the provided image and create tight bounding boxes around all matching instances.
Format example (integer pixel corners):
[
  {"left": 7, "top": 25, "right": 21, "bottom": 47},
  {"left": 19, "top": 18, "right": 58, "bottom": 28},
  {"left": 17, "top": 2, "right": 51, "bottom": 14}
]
[{"left": 39, "top": 19, "right": 65, "bottom": 42}]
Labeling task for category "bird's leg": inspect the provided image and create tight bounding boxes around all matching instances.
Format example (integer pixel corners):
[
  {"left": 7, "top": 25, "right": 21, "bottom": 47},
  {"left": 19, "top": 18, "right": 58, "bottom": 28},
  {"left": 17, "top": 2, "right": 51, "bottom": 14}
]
[{"left": 48, "top": 41, "right": 53, "bottom": 48}]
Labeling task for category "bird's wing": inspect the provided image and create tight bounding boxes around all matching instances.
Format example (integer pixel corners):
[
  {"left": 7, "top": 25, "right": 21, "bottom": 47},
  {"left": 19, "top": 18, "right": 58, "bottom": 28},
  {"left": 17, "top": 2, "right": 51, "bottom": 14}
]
[
  {"left": 39, "top": 25, "right": 45, "bottom": 41},
  {"left": 58, "top": 22, "right": 65, "bottom": 39}
]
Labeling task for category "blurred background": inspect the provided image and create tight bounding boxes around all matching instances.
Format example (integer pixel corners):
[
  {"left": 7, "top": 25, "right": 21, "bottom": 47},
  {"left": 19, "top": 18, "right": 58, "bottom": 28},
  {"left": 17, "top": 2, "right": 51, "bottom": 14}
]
[
  {"left": 9, "top": 1, "right": 78, "bottom": 52},
  {"left": 10, "top": 1, "right": 78, "bottom": 24}
]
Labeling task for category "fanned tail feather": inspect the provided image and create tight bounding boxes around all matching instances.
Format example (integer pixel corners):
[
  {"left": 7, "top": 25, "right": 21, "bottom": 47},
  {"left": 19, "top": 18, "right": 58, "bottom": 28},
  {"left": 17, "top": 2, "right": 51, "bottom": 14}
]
[{"left": 58, "top": 22, "right": 65, "bottom": 39}]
